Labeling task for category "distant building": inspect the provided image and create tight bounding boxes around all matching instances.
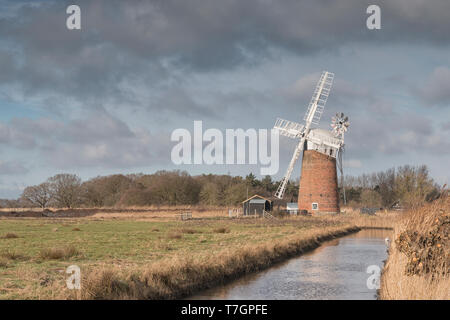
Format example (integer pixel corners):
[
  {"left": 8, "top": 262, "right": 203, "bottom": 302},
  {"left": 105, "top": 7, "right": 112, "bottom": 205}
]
[
  {"left": 359, "top": 207, "right": 378, "bottom": 215},
  {"left": 390, "top": 201, "right": 404, "bottom": 211},
  {"left": 286, "top": 202, "right": 298, "bottom": 215},
  {"left": 242, "top": 195, "right": 272, "bottom": 216}
]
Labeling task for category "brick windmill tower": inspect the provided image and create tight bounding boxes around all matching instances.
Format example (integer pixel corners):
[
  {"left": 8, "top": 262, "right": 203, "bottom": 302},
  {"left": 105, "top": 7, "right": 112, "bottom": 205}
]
[{"left": 273, "top": 71, "right": 349, "bottom": 214}]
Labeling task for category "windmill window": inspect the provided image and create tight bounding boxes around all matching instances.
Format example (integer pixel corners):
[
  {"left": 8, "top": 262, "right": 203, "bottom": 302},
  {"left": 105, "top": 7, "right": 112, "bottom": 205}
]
[{"left": 312, "top": 203, "right": 319, "bottom": 210}]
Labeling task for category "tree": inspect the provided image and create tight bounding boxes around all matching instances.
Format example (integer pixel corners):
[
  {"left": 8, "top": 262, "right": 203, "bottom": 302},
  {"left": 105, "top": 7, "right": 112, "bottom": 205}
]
[
  {"left": 48, "top": 174, "right": 82, "bottom": 208},
  {"left": 261, "top": 175, "right": 274, "bottom": 192},
  {"left": 360, "top": 189, "right": 382, "bottom": 208},
  {"left": 373, "top": 168, "right": 396, "bottom": 207},
  {"left": 224, "top": 183, "right": 247, "bottom": 205},
  {"left": 284, "top": 180, "right": 298, "bottom": 200},
  {"left": 245, "top": 173, "right": 258, "bottom": 187},
  {"left": 199, "top": 182, "right": 220, "bottom": 205},
  {"left": 395, "top": 165, "right": 437, "bottom": 208},
  {"left": 144, "top": 170, "right": 201, "bottom": 205},
  {"left": 345, "top": 187, "right": 362, "bottom": 204},
  {"left": 81, "top": 174, "right": 134, "bottom": 207},
  {"left": 21, "top": 183, "right": 52, "bottom": 208}
]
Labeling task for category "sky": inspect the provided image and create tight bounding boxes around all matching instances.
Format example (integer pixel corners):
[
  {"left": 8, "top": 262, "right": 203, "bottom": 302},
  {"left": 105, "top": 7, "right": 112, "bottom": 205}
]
[{"left": 0, "top": 0, "right": 449, "bottom": 198}]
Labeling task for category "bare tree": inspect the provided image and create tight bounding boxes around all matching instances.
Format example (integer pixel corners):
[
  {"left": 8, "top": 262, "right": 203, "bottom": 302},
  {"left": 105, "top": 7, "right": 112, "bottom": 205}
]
[
  {"left": 21, "top": 183, "right": 52, "bottom": 208},
  {"left": 395, "top": 165, "right": 437, "bottom": 208},
  {"left": 199, "top": 182, "right": 220, "bottom": 205},
  {"left": 360, "top": 189, "right": 382, "bottom": 208},
  {"left": 48, "top": 174, "right": 82, "bottom": 208}
]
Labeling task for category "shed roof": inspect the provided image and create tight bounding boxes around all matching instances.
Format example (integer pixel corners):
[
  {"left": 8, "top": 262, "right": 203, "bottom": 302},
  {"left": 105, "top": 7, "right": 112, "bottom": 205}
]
[
  {"left": 242, "top": 194, "right": 272, "bottom": 204},
  {"left": 249, "top": 199, "right": 267, "bottom": 204}
]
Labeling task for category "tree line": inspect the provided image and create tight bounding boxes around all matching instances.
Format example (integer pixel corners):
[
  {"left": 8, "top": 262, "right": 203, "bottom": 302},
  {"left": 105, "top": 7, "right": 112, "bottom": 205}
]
[
  {"left": 7, "top": 171, "right": 297, "bottom": 209},
  {"left": 342, "top": 165, "right": 441, "bottom": 209},
  {"left": 0, "top": 164, "right": 441, "bottom": 209}
]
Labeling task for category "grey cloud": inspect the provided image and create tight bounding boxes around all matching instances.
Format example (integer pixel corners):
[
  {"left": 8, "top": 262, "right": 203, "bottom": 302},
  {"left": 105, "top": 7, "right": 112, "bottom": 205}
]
[
  {"left": 285, "top": 72, "right": 372, "bottom": 104},
  {"left": 152, "top": 87, "right": 218, "bottom": 118},
  {"left": 0, "top": 185, "right": 25, "bottom": 199},
  {"left": 442, "top": 121, "right": 450, "bottom": 131},
  {"left": 0, "top": 160, "right": 28, "bottom": 175},
  {"left": 346, "top": 111, "right": 449, "bottom": 160},
  {"left": 0, "top": 111, "right": 172, "bottom": 169},
  {"left": 61, "top": 112, "right": 135, "bottom": 143},
  {"left": 42, "top": 129, "right": 171, "bottom": 169},
  {"left": 0, "top": 122, "right": 37, "bottom": 148},
  {"left": 415, "top": 66, "right": 450, "bottom": 106},
  {"left": 4, "top": 1, "right": 450, "bottom": 66},
  {"left": 1, "top": 0, "right": 450, "bottom": 115}
]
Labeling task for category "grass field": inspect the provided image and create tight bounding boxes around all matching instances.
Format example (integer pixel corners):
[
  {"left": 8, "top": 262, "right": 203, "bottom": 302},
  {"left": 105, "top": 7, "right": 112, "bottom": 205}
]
[{"left": 0, "top": 210, "right": 394, "bottom": 299}]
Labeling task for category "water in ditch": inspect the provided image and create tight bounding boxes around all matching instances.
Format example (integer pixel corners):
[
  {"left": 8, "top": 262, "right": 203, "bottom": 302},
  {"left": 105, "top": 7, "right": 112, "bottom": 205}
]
[{"left": 189, "top": 229, "right": 392, "bottom": 300}]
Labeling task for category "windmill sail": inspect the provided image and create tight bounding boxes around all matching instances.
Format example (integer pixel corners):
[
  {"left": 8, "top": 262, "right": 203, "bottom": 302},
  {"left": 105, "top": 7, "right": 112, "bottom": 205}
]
[
  {"left": 303, "top": 71, "right": 334, "bottom": 125},
  {"left": 274, "top": 137, "right": 305, "bottom": 199},
  {"left": 273, "top": 71, "right": 335, "bottom": 200},
  {"left": 273, "top": 118, "right": 305, "bottom": 138}
]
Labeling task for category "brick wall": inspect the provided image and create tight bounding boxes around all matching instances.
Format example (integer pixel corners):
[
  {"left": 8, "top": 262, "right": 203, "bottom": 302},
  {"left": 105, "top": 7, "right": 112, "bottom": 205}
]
[{"left": 298, "top": 149, "right": 340, "bottom": 213}]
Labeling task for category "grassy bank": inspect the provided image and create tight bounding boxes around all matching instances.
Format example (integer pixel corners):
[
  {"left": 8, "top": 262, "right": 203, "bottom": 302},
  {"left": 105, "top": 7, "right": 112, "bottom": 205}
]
[
  {"left": 0, "top": 215, "right": 359, "bottom": 299},
  {"left": 380, "top": 195, "right": 449, "bottom": 300},
  {"left": 80, "top": 225, "right": 359, "bottom": 299}
]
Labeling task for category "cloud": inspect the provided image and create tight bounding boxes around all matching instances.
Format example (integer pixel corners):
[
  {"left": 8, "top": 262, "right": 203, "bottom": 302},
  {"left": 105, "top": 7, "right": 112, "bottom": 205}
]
[
  {"left": 0, "top": 0, "right": 449, "bottom": 195},
  {"left": 1, "top": 0, "right": 450, "bottom": 116},
  {"left": 285, "top": 72, "right": 371, "bottom": 105},
  {"left": 346, "top": 111, "right": 450, "bottom": 159},
  {"left": 415, "top": 66, "right": 450, "bottom": 106},
  {"left": 0, "top": 121, "right": 37, "bottom": 148},
  {"left": 0, "top": 111, "right": 172, "bottom": 169},
  {"left": 0, "top": 160, "right": 28, "bottom": 175},
  {"left": 442, "top": 121, "right": 450, "bottom": 131},
  {"left": 0, "top": 185, "right": 25, "bottom": 199},
  {"left": 344, "top": 159, "right": 362, "bottom": 168},
  {"left": 152, "top": 87, "right": 219, "bottom": 118}
]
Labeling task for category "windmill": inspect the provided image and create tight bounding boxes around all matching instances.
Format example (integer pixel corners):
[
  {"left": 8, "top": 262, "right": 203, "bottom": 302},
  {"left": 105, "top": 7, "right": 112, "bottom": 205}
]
[{"left": 273, "top": 71, "right": 349, "bottom": 213}]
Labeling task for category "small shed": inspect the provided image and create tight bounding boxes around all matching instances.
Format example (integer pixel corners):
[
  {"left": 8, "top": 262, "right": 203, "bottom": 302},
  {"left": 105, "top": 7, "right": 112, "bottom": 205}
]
[
  {"left": 242, "top": 195, "right": 272, "bottom": 216},
  {"left": 286, "top": 202, "right": 298, "bottom": 215}
]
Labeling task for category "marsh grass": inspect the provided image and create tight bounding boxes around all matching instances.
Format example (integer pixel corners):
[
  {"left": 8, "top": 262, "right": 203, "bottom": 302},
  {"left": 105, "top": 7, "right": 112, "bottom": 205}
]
[
  {"left": 167, "top": 232, "right": 182, "bottom": 240},
  {"left": 380, "top": 195, "right": 449, "bottom": 299},
  {"left": 39, "top": 246, "right": 80, "bottom": 260},
  {"left": 2, "top": 233, "right": 20, "bottom": 239},
  {"left": 181, "top": 228, "right": 201, "bottom": 234},
  {"left": 0, "top": 208, "right": 400, "bottom": 299},
  {"left": 213, "top": 227, "right": 230, "bottom": 234},
  {"left": 2, "top": 249, "right": 27, "bottom": 260},
  {"left": 80, "top": 225, "right": 359, "bottom": 299},
  {"left": 0, "top": 257, "right": 9, "bottom": 268}
]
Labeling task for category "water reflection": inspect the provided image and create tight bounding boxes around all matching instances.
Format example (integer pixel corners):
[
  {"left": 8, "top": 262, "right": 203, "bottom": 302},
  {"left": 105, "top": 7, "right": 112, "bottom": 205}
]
[{"left": 189, "top": 229, "right": 392, "bottom": 300}]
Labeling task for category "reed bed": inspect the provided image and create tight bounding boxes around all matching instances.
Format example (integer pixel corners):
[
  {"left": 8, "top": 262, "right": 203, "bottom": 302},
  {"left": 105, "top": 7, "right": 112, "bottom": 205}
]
[{"left": 380, "top": 195, "right": 449, "bottom": 300}]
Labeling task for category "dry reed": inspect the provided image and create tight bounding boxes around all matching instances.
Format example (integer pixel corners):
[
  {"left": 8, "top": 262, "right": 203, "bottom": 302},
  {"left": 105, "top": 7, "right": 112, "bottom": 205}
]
[
  {"left": 1, "top": 233, "right": 19, "bottom": 239},
  {"left": 39, "top": 245, "right": 81, "bottom": 260},
  {"left": 380, "top": 195, "right": 449, "bottom": 299}
]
